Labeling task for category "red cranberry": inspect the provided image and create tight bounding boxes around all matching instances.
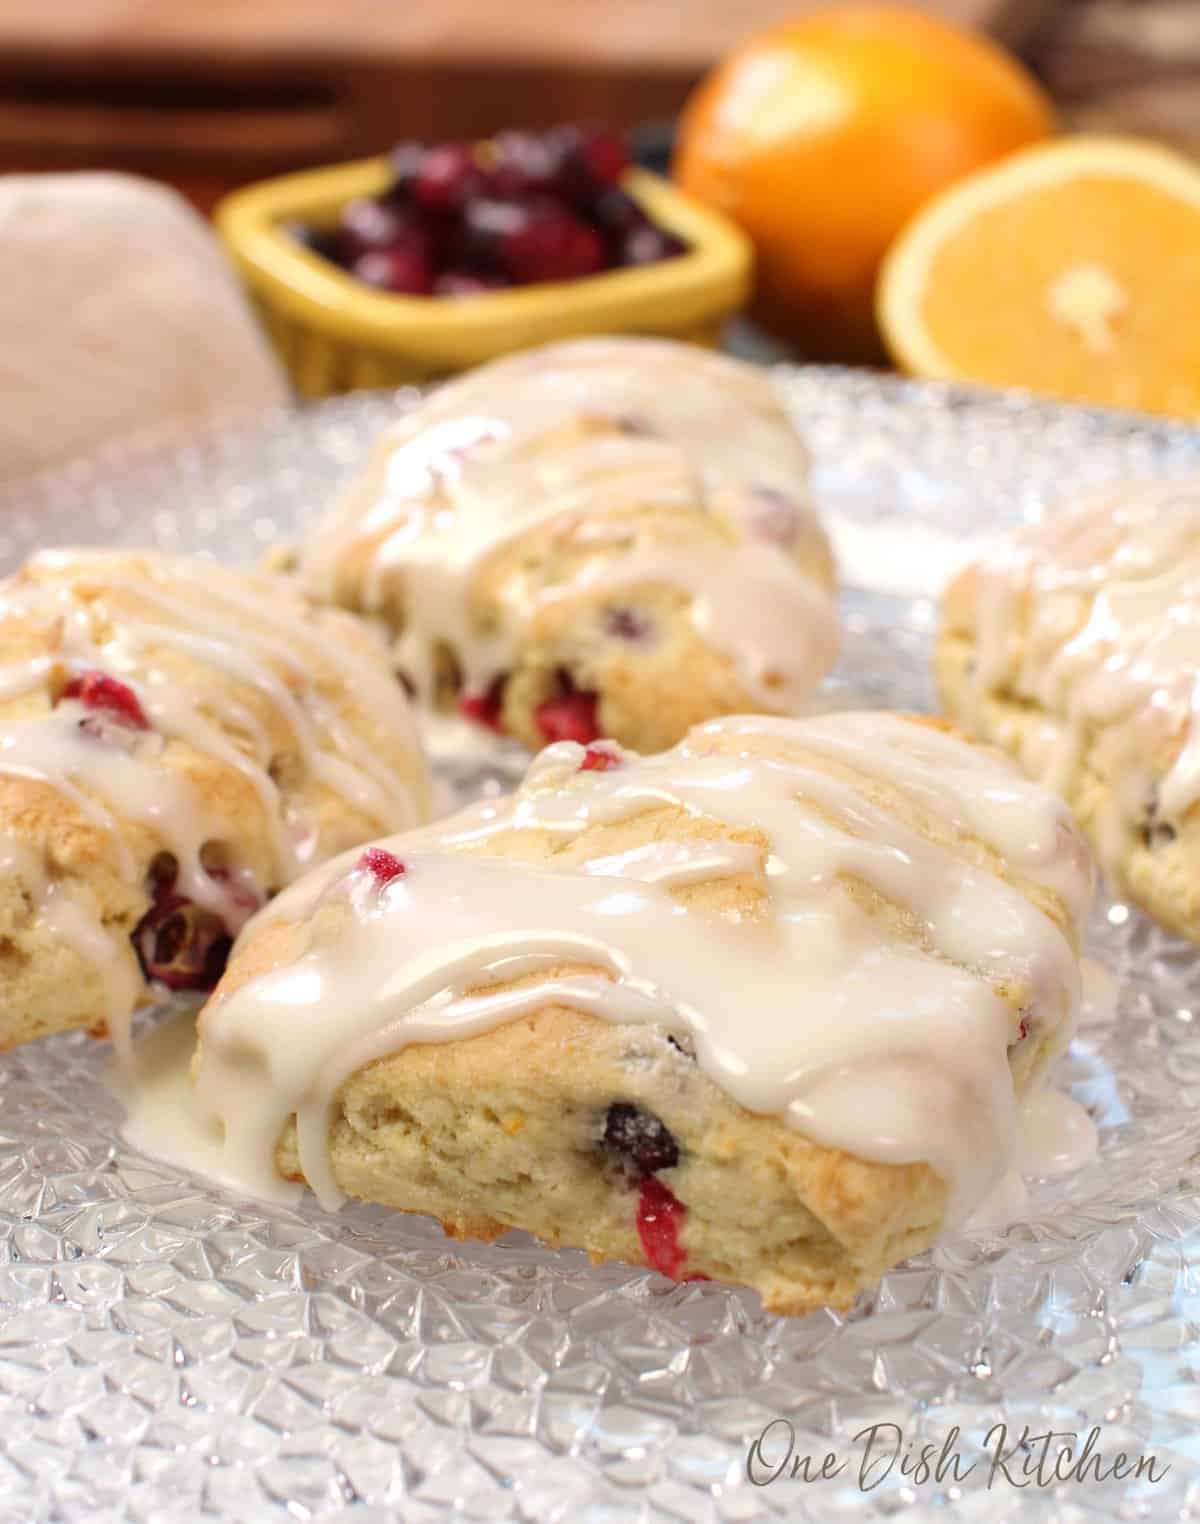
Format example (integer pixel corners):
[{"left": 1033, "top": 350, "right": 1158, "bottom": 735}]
[
  {"left": 458, "top": 675, "right": 507, "bottom": 732},
  {"left": 338, "top": 196, "right": 414, "bottom": 255},
  {"left": 619, "top": 225, "right": 687, "bottom": 267},
  {"left": 575, "top": 129, "right": 629, "bottom": 188},
  {"left": 580, "top": 744, "right": 620, "bottom": 773},
  {"left": 499, "top": 204, "right": 606, "bottom": 285},
  {"left": 346, "top": 127, "right": 680, "bottom": 296},
  {"left": 352, "top": 245, "right": 435, "bottom": 296},
  {"left": 489, "top": 130, "right": 559, "bottom": 197},
  {"left": 550, "top": 126, "right": 630, "bottom": 201},
  {"left": 133, "top": 895, "right": 232, "bottom": 992},
  {"left": 434, "top": 271, "right": 508, "bottom": 297},
  {"left": 358, "top": 847, "right": 406, "bottom": 885},
  {"left": 387, "top": 140, "right": 428, "bottom": 200},
  {"left": 413, "top": 142, "right": 483, "bottom": 213},
  {"left": 535, "top": 685, "right": 601, "bottom": 745},
  {"left": 1017, "top": 1016, "right": 1030, "bottom": 1041},
  {"left": 132, "top": 853, "right": 233, "bottom": 991},
  {"left": 455, "top": 197, "right": 517, "bottom": 269},
  {"left": 60, "top": 671, "right": 148, "bottom": 730},
  {"left": 636, "top": 1176, "right": 689, "bottom": 1280}
]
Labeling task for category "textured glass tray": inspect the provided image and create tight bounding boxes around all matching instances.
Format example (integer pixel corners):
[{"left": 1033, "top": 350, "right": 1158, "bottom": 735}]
[{"left": 3, "top": 372, "right": 1200, "bottom": 1524}]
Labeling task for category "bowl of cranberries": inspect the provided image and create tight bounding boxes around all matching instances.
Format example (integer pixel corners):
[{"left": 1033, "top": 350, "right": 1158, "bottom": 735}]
[{"left": 217, "top": 126, "right": 752, "bottom": 399}]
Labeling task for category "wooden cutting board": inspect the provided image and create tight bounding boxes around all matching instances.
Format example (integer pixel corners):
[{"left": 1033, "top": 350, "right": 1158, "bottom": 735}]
[{"left": 0, "top": 0, "right": 1051, "bottom": 208}]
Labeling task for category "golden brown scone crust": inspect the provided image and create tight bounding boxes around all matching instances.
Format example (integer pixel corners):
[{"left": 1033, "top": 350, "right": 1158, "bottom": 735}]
[
  {"left": 937, "top": 498, "right": 1200, "bottom": 943},
  {"left": 0, "top": 549, "right": 431, "bottom": 1051},
  {"left": 300, "top": 337, "right": 836, "bottom": 754},
  {"left": 199, "top": 713, "right": 1085, "bottom": 1316}
]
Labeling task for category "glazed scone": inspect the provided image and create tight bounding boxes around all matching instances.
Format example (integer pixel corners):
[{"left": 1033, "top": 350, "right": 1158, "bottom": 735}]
[
  {"left": 0, "top": 548, "right": 431, "bottom": 1052},
  {"left": 300, "top": 336, "right": 838, "bottom": 753},
  {"left": 937, "top": 478, "right": 1200, "bottom": 943},
  {"left": 178, "top": 712, "right": 1091, "bottom": 1316}
]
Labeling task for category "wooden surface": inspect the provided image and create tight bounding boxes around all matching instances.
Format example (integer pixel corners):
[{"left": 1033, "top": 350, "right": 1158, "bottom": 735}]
[
  {"left": 0, "top": 0, "right": 1047, "bottom": 67},
  {"left": 0, "top": 0, "right": 1051, "bottom": 208},
  {"left": 1039, "top": 0, "right": 1200, "bottom": 152}
]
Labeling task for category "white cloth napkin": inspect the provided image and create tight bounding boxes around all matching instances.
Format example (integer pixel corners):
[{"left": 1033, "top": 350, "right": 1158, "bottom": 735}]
[{"left": 0, "top": 172, "right": 289, "bottom": 482}]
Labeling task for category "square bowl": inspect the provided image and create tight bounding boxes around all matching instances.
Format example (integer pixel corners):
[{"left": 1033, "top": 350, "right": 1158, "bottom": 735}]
[{"left": 216, "top": 154, "right": 754, "bottom": 398}]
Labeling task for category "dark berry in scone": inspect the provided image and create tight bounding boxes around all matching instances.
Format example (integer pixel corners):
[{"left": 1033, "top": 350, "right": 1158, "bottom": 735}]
[
  {"left": 182, "top": 712, "right": 1090, "bottom": 1315},
  {"left": 0, "top": 549, "right": 431, "bottom": 1052}
]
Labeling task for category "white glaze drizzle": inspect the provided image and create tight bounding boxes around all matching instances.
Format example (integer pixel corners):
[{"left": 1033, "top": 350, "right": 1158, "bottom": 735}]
[
  {"left": 967, "top": 1088, "right": 1099, "bottom": 1230},
  {"left": 301, "top": 337, "right": 838, "bottom": 712},
  {"left": 1013, "top": 1089, "right": 1098, "bottom": 1176},
  {"left": 0, "top": 550, "right": 428, "bottom": 1043},
  {"left": 171, "top": 712, "right": 1090, "bottom": 1230},
  {"left": 962, "top": 479, "right": 1200, "bottom": 881}
]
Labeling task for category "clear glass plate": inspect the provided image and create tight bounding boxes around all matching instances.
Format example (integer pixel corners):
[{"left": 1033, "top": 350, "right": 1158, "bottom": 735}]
[{"left": 3, "top": 372, "right": 1200, "bottom": 1524}]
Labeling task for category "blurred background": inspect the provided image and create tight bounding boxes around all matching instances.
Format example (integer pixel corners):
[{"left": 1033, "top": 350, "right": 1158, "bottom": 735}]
[
  {"left": 0, "top": 0, "right": 1189, "bottom": 209},
  {"left": 5, "top": 0, "right": 1200, "bottom": 481}
]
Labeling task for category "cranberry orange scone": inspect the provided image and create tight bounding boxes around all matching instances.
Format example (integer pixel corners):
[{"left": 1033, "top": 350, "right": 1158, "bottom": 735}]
[
  {"left": 937, "top": 479, "right": 1200, "bottom": 942},
  {"left": 300, "top": 336, "right": 838, "bottom": 753},
  {"left": 183, "top": 713, "right": 1091, "bottom": 1315},
  {"left": 0, "top": 549, "right": 431, "bottom": 1053}
]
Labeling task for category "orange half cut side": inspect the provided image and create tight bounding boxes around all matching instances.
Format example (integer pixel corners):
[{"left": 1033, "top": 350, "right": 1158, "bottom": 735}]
[{"left": 878, "top": 136, "right": 1200, "bottom": 417}]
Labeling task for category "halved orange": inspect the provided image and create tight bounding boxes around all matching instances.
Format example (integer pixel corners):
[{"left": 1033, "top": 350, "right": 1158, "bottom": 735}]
[{"left": 878, "top": 136, "right": 1200, "bottom": 417}]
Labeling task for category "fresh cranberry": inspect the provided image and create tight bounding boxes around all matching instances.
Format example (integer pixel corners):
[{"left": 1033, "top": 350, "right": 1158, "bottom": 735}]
[
  {"left": 576, "top": 129, "right": 629, "bottom": 188},
  {"left": 551, "top": 126, "right": 629, "bottom": 201},
  {"left": 457, "top": 196, "right": 605, "bottom": 285},
  {"left": 341, "top": 127, "right": 684, "bottom": 296},
  {"left": 619, "top": 225, "right": 687, "bottom": 267},
  {"left": 358, "top": 847, "right": 406, "bottom": 885},
  {"left": 458, "top": 675, "right": 507, "bottom": 732},
  {"left": 454, "top": 197, "right": 516, "bottom": 269},
  {"left": 489, "top": 129, "right": 559, "bottom": 197},
  {"left": 413, "top": 142, "right": 483, "bottom": 213},
  {"left": 580, "top": 744, "right": 620, "bottom": 773},
  {"left": 352, "top": 245, "right": 435, "bottom": 296},
  {"left": 60, "top": 671, "right": 148, "bottom": 730},
  {"left": 499, "top": 204, "right": 605, "bottom": 285},
  {"left": 636, "top": 1177, "right": 689, "bottom": 1280},
  {"left": 434, "top": 270, "right": 508, "bottom": 297},
  {"left": 535, "top": 685, "right": 601, "bottom": 745},
  {"left": 387, "top": 140, "right": 428, "bottom": 200},
  {"left": 133, "top": 895, "right": 232, "bottom": 992},
  {"left": 339, "top": 196, "right": 415, "bottom": 255}
]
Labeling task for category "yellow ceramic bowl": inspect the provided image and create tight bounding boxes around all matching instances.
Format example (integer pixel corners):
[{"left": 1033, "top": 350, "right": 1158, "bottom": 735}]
[{"left": 216, "top": 156, "right": 754, "bottom": 399}]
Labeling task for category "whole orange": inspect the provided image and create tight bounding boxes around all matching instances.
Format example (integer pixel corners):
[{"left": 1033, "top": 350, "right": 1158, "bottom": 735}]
[{"left": 673, "top": 4, "right": 1056, "bottom": 362}]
